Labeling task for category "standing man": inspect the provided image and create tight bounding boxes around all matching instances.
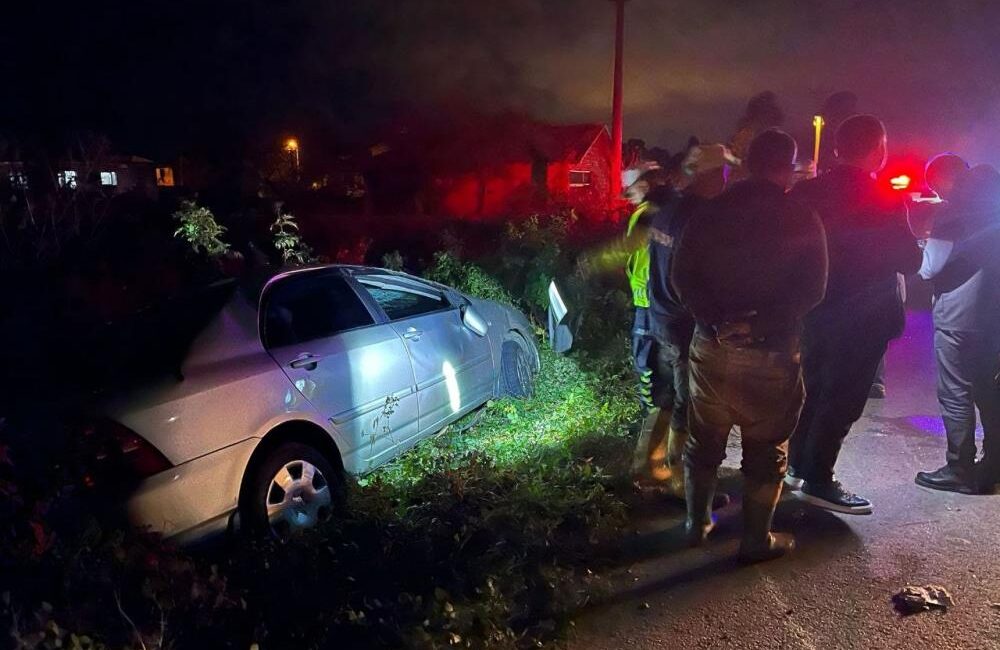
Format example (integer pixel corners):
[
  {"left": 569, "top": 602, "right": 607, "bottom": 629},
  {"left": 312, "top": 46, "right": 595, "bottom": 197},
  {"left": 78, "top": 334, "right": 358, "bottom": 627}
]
[
  {"left": 583, "top": 164, "right": 676, "bottom": 487},
  {"left": 872, "top": 154, "right": 970, "bottom": 400},
  {"left": 674, "top": 130, "right": 828, "bottom": 563},
  {"left": 621, "top": 166, "right": 678, "bottom": 488},
  {"left": 915, "top": 164, "right": 1000, "bottom": 493},
  {"left": 787, "top": 115, "right": 922, "bottom": 514},
  {"left": 643, "top": 144, "right": 736, "bottom": 497}
]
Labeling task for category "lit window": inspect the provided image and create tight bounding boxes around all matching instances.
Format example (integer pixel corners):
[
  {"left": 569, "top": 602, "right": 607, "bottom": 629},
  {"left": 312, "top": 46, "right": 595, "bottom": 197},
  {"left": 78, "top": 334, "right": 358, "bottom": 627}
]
[
  {"left": 100, "top": 171, "right": 118, "bottom": 186},
  {"left": 568, "top": 170, "right": 591, "bottom": 187},
  {"left": 58, "top": 170, "right": 78, "bottom": 189},
  {"left": 155, "top": 167, "right": 175, "bottom": 187}
]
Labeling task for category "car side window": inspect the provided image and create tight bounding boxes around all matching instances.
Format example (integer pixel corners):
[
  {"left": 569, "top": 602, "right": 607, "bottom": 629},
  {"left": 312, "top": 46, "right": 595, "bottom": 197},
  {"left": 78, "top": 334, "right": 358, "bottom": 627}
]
[
  {"left": 359, "top": 281, "right": 448, "bottom": 321},
  {"left": 264, "top": 273, "right": 375, "bottom": 348}
]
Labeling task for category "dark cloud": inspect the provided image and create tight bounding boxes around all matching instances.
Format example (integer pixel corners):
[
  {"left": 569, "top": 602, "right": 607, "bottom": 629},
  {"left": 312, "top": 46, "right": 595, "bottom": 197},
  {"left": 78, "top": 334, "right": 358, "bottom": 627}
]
[
  {"left": 6, "top": 0, "right": 1000, "bottom": 163},
  {"left": 352, "top": 0, "right": 1000, "bottom": 161}
]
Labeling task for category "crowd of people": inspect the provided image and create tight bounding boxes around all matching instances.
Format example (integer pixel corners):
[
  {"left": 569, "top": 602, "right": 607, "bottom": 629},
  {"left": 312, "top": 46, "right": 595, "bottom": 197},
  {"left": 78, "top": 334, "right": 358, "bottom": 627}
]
[{"left": 614, "top": 115, "right": 1000, "bottom": 564}]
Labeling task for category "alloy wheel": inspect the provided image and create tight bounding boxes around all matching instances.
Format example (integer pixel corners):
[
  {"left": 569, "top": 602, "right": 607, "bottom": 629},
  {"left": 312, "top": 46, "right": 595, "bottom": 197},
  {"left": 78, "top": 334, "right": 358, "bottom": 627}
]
[{"left": 265, "top": 459, "right": 332, "bottom": 538}]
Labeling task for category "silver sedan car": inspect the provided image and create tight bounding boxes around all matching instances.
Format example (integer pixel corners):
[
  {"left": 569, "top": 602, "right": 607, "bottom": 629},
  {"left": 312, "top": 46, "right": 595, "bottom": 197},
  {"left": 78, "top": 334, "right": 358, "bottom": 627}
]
[{"left": 86, "top": 265, "right": 538, "bottom": 542}]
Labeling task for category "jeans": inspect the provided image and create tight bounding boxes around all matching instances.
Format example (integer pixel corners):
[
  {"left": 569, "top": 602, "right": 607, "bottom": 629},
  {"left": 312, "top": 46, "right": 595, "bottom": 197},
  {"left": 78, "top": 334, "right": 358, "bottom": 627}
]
[
  {"left": 789, "top": 317, "right": 888, "bottom": 484},
  {"left": 632, "top": 308, "right": 693, "bottom": 433},
  {"left": 935, "top": 329, "right": 1000, "bottom": 468},
  {"left": 685, "top": 333, "right": 805, "bottom": 483}
]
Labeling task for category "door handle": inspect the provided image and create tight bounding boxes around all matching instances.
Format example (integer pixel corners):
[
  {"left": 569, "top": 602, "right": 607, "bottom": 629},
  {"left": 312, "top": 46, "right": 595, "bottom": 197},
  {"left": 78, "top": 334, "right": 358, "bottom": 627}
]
[
  {"left": 289, "top": 354, "right": 320, "bottom": 370},
  {"left": 403, "top": 328, "right": 423, "bottom": 341}
]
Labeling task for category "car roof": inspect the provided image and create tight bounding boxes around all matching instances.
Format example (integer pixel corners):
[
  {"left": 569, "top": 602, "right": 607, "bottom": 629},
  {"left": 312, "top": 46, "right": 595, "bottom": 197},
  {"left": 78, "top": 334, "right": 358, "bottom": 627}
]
[{"left": 242, "top": 264, "right": 458, "bottom": 308}]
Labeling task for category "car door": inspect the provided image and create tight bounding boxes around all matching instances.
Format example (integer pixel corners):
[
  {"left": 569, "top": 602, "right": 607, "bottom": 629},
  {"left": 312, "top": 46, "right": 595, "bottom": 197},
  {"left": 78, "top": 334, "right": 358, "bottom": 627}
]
[
  {"left": 262, "top": 270, "right": 419, "bottom": 472},
  {"left": 353, "top": 274, "right": 495, "bottom": 435}
]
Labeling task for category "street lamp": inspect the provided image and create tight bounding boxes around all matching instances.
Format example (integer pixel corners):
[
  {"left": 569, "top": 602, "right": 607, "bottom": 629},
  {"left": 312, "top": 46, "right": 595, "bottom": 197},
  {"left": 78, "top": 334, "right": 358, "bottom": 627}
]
[{"left": 285, "top": 138, "right": 300, "bottom": 171}]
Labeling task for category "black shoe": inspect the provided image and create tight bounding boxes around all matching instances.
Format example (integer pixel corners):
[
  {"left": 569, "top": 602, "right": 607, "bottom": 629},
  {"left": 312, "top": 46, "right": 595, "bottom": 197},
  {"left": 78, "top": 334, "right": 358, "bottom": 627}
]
[
  {"left": 868, "top": 383, "right": 886, "bottom": 399},
  {"left": 798, "top": 480, "right": 873, "bottom": 515},
  {"left": 916, "top": 465, "right": 977, "bottom": 494},
  {"left": 974, "top": 459, "right": 1000, "bottom": 494}
]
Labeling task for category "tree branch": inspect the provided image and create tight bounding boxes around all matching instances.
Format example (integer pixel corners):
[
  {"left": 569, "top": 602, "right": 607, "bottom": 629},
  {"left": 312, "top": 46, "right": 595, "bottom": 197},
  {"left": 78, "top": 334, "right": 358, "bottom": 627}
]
[{"left": 114, "top": 590, "right": 148, "bottom": 650}]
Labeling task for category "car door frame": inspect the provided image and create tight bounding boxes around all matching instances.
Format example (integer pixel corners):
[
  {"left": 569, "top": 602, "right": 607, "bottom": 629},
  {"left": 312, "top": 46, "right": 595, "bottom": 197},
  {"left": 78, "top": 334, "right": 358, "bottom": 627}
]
[
  {"left": 344, "top": 270, "right": 496, "bottom": 435},
  {"left": 258, "top": 267, "right": 422, "bottom": 472}
]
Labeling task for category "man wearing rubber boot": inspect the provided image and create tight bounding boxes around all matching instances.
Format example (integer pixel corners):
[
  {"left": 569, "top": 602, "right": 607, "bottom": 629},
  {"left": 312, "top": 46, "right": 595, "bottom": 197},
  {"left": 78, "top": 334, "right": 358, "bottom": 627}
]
[
  {"left": 617, "top": 166, "right": 678, "bottom": 488},
  {"left": 582, "top": 164, "right": 679, "bottom": 488},
  {"left": 673, "top": 130, "right": 828, "bottom": 563},
  {"left": 641, "top": 144, "right": 737, "bottom": 496}
]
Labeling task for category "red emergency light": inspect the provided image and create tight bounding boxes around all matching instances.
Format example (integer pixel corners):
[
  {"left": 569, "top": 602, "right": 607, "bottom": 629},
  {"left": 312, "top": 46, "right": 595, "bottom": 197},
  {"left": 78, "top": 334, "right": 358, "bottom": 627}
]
[
  {"left": 890, "top": 174, "right": 911, "bottom": 190},
  {"left": 878, "top": 153, "right": 926, "bottom": 197}
]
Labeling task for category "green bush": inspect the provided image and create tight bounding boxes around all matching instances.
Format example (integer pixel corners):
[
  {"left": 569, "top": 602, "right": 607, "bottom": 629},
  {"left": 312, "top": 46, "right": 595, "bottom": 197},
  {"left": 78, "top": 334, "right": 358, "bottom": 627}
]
[
  {"left": 425, "top": 213, "right": 634, "bottom": 376},
  {"left": 426, "top": 251, "right": 518, "bottom": 308},
  {"left": 270, "top": 212, "right": 316, "bottom": 265},
  {"left": 381, "top": 250, "right": 405, "bottom": 271},
  {"left": 172, "top": 200, "right": 229, "bottom": 257}
]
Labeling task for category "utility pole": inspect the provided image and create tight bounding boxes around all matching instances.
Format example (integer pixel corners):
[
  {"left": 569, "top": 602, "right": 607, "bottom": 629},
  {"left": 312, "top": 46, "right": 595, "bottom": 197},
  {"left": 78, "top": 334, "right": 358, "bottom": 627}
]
[{"left": 609, "top": 0, "right": 627, "bottom": 202}]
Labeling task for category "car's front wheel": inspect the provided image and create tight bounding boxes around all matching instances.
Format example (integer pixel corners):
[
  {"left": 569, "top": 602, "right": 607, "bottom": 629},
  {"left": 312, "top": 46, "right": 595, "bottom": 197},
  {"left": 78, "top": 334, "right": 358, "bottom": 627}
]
[
  {"left": 501, "top": 338, "right": 536, "bottom": 399},
  {"left": 241, "top": 442, "right": 344, "bottom": 540}
]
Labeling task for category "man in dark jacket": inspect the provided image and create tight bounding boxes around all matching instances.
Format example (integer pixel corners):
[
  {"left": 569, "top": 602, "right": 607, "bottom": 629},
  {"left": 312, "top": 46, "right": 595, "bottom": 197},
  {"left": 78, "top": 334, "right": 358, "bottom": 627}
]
[
  {"left": 674, "top": 130, "right": 828, "bottom": 563},
  {"left": 641, "top": 146, "right": 734, "bottom": 497},
  {"left": 915, "top": 164, "right": 1000, "bottom": 494},
  {"left": 786, "top": 115, "right": 922, "bottom": 514}
]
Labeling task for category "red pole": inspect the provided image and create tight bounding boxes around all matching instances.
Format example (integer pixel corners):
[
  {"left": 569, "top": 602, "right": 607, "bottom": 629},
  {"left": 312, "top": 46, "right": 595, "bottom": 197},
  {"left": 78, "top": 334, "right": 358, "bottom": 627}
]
[{"left": 609, "top": 0, "right": 626, "bottom": 203}]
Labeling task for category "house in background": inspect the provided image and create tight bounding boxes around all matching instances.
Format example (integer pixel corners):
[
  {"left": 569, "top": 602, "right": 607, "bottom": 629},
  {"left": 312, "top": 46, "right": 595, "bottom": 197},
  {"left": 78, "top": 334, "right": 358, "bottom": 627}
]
[
  {"left": 41, "top": 156, "right": 178, "bottom": 197},
  {"left": 424, "top": 119, "right": 614, "bottom": 219},
  {"left": 1, "top": 160, "right": 28, "bottom": 190}
]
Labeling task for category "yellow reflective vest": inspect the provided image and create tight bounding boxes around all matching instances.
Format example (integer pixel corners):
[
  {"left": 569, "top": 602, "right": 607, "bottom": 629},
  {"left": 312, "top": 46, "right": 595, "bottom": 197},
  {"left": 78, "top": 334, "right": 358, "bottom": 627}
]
[{"left": 625, "top": 201, "right": 652, "bottom": 308}]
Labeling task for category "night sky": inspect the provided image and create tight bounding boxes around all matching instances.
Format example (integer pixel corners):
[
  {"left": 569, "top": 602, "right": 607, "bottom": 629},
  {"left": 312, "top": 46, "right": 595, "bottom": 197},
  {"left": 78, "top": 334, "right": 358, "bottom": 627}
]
[{"left": 5, "top": 0, "right": 1000, "bottom": 163}]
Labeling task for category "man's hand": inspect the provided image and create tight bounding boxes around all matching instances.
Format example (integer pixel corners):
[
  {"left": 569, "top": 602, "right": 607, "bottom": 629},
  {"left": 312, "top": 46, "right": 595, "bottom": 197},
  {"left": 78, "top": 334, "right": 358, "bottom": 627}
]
[{"left": 716, "top": 310, "right": 758, "bottom": 346}]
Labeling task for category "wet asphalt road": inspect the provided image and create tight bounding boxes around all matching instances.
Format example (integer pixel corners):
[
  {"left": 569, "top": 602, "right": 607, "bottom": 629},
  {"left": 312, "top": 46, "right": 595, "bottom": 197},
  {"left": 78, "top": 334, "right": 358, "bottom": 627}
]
[{"left": 568, "top": 310, "right": 1000, "bottom": 650}]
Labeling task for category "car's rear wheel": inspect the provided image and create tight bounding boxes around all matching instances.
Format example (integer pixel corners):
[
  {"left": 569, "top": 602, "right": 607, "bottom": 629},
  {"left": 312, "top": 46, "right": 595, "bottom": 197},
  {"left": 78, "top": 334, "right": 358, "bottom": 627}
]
[
  {"left": 241, "top": 442, "right": 344, "bottom": 540},
  {"left": 501, "top": 338, "right": 535, "bottom": 399}
]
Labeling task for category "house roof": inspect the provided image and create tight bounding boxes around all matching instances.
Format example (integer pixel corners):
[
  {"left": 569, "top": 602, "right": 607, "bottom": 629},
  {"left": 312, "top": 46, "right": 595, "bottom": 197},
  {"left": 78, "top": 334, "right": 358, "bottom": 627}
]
[
  {"left": 529, "top": 123, "right": 607, "bottom": 163},
  {"left": 111, "top": 155, "right": 155, "bottom": 164}
]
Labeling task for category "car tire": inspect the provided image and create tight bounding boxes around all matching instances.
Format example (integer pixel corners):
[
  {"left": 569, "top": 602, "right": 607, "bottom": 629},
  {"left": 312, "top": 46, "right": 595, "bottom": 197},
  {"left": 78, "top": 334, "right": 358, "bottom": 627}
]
[
  {"left": 240, "top": 441, "right": 345, "bottom": 540},
  {"left": 501, "top": 338, "right": 535, "bottom": 399}
]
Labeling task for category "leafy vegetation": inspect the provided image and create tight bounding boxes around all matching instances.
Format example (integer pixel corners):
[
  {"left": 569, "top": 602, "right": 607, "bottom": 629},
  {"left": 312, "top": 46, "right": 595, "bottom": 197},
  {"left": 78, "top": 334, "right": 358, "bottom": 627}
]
[
  {"left": 425, "top": 251, "right": 518, "bottom": 308},
  {"left": 1, "top": 206, "right": 644, "bottom": 648},
  {"left": 381, "top": 250, "right": 405, "bottom": 271},
  {"left": 270, "top": 212, "right": 316, "bottom": 265},
  {"left": 172, "top": 200, "right": 229, "bottom": 257}
]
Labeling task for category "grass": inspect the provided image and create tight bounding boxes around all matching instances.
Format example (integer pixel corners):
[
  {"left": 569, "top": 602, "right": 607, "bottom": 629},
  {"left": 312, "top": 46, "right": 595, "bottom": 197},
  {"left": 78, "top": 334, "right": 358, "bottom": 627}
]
[
  {"left": 1, "top": 197, "right": 646, "bottom": 647},
  {"left": 375, "top": 347, "right": 638, "bottom": 485},
  {"left": 1, "top": 345, "right": 642, "bottom": 650}
]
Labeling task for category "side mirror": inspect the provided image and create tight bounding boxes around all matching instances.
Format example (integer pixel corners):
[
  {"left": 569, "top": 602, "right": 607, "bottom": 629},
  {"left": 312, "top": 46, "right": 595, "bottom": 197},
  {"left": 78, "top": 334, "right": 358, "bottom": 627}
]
[
  {"left": 547, "top": 280, "right": 573, "bottom": 353},
  {"left": 461, "top": 303, "right": 489, "bottom": 337}
]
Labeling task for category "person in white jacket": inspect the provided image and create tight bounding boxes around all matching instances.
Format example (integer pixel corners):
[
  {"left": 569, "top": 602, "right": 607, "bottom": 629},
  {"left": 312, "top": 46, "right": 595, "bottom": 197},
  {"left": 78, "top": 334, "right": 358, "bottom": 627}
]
[{"left": 915, "top": 163, "right": 1000, "bottom": 494}]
